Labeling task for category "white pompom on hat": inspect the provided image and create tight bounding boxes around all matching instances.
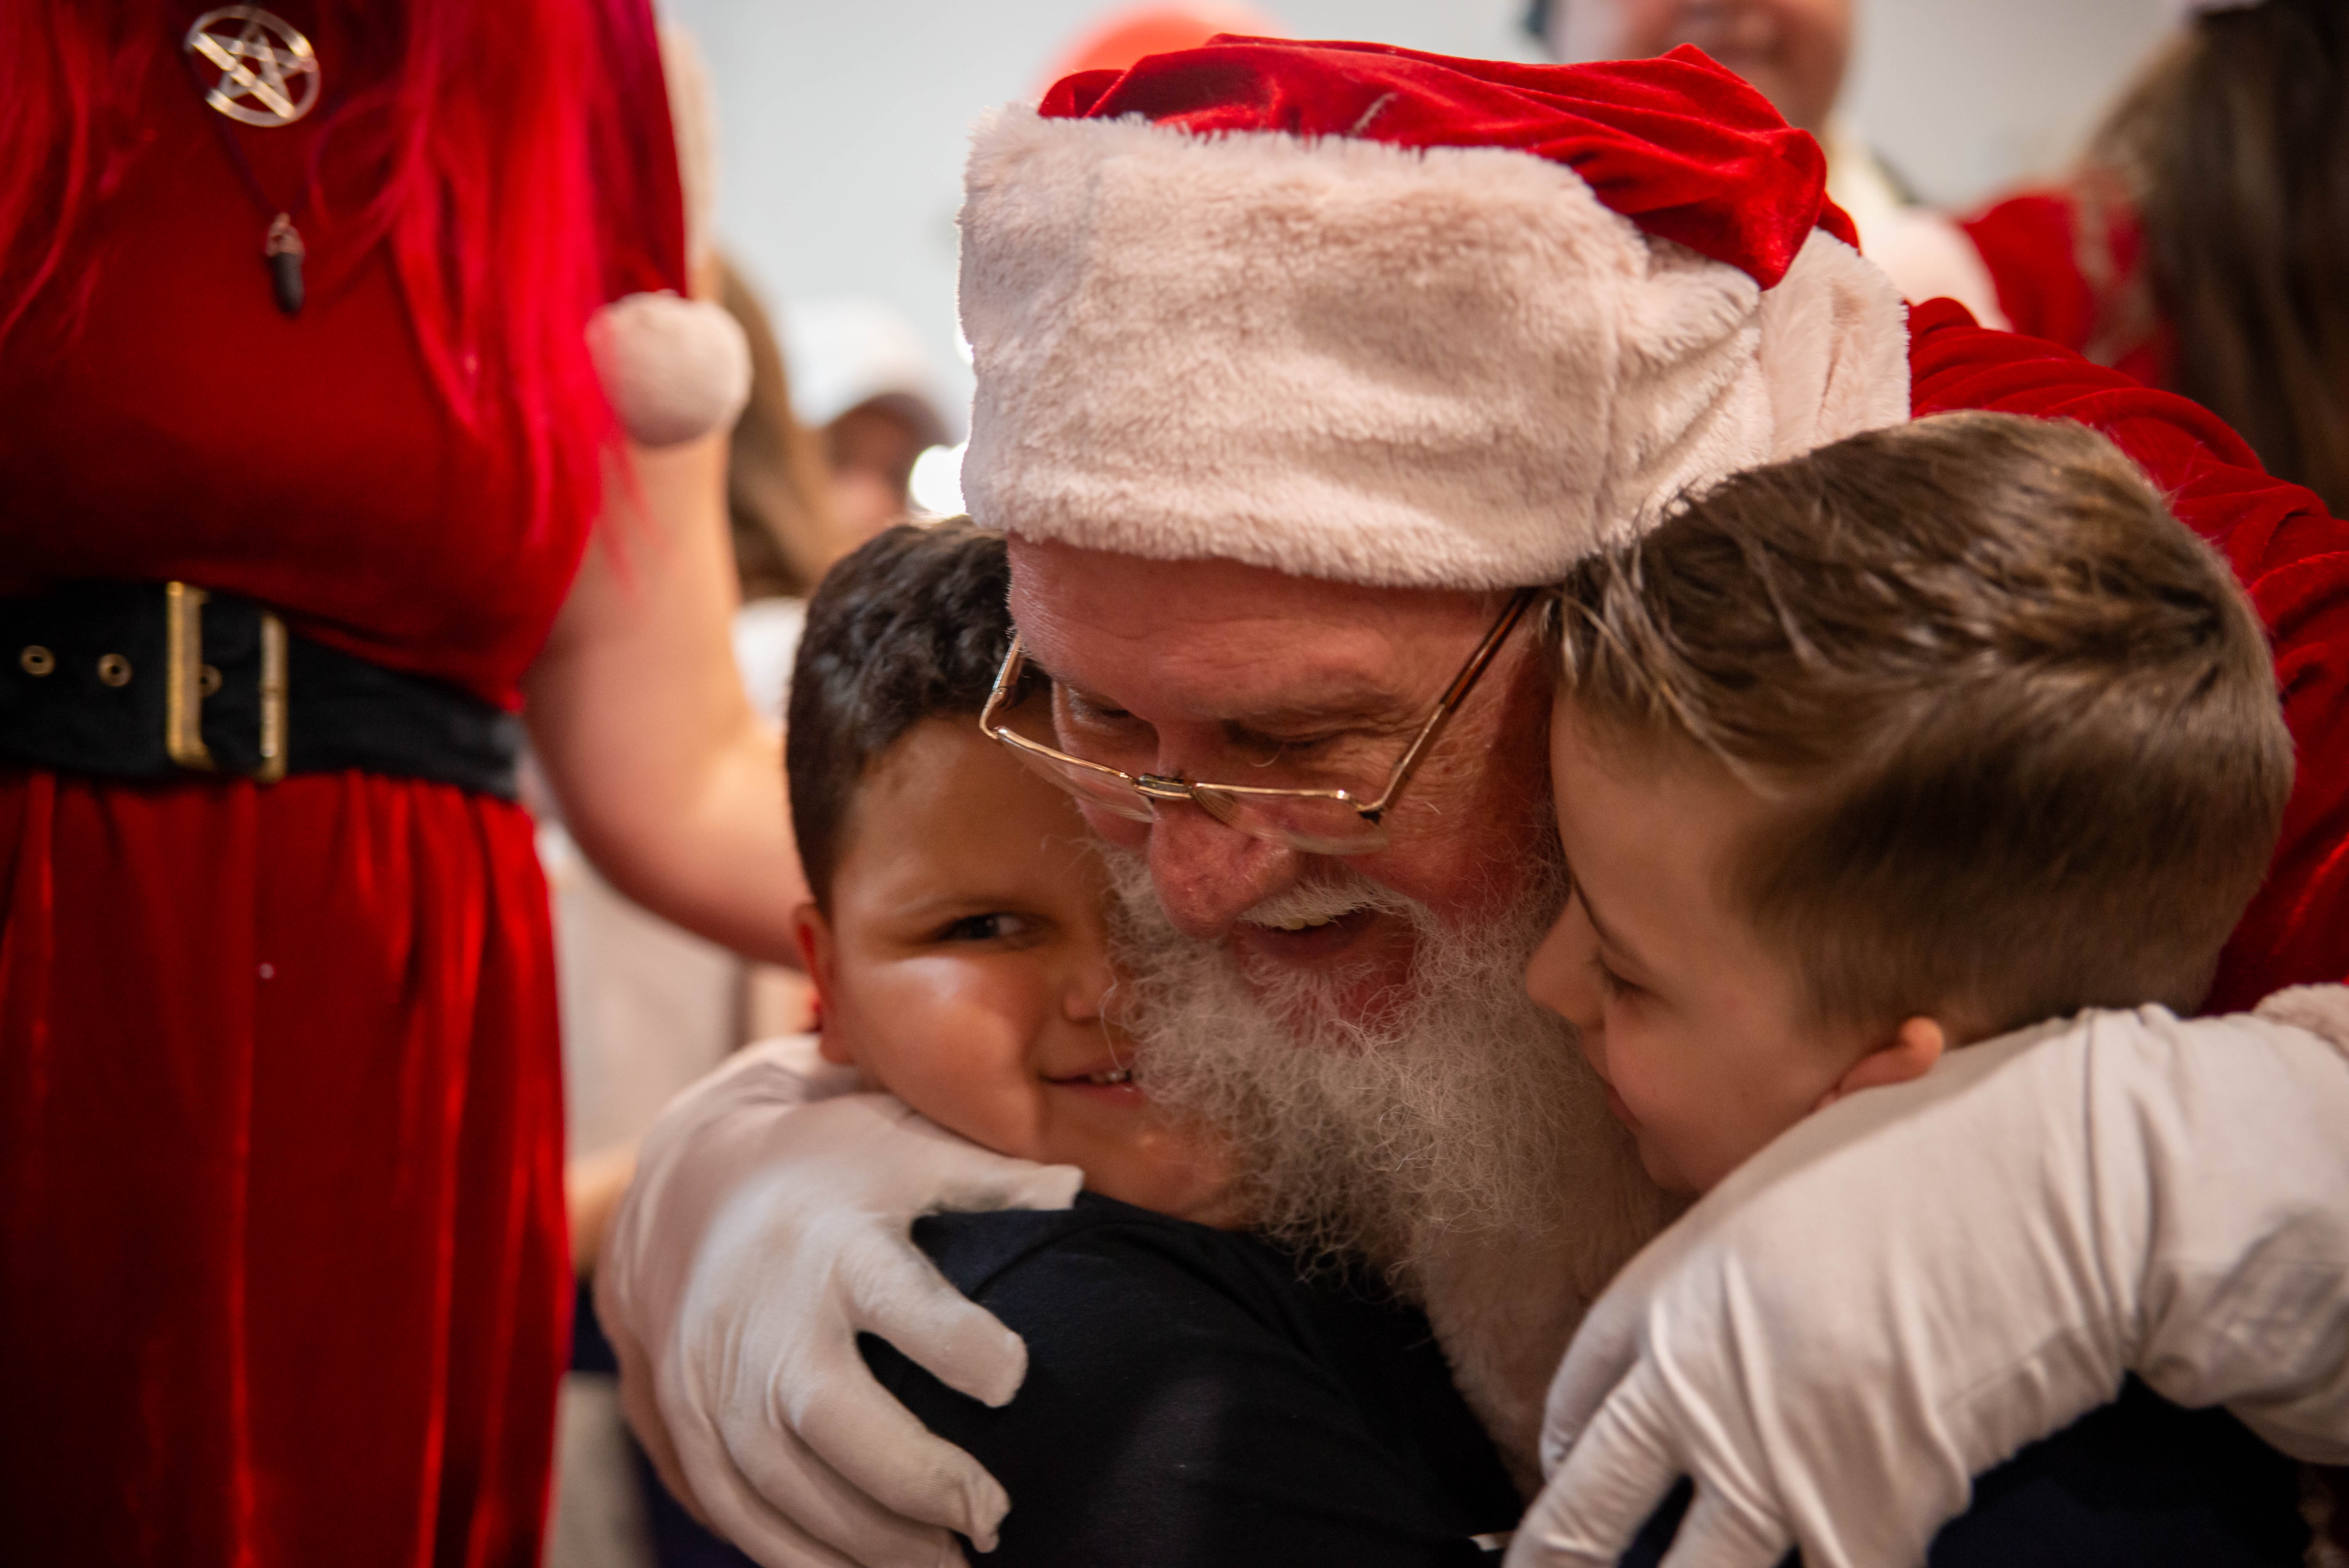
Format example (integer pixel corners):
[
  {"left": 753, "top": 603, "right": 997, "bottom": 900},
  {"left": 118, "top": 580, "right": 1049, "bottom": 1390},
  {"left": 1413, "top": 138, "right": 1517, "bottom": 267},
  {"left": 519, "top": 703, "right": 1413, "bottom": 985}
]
[
  {"left": 957, "top": 39, "right": 1912, "bottom": 590},
  {"left": 589, "top": 290, "right": 752, "bottom": 449}
]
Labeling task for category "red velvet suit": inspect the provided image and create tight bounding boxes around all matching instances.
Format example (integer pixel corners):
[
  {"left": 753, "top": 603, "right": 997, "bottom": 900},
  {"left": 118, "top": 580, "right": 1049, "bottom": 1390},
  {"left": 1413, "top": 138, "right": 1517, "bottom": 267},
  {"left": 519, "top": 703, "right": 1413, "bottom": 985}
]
[{"left": 0, "top": 5, "right": 679, "bottom": 1564}]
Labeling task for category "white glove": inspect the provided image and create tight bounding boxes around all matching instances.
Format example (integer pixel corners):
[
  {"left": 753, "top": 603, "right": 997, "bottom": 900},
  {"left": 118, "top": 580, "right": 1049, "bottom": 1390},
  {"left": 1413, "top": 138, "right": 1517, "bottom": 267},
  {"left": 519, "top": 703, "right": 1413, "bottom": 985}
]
[
  {"left": 1506, "top": 989, "right": 2349, "bottom": 1568},
  {"left": 595, "top": 1037, "right": 1083, "bottom": 1567}
]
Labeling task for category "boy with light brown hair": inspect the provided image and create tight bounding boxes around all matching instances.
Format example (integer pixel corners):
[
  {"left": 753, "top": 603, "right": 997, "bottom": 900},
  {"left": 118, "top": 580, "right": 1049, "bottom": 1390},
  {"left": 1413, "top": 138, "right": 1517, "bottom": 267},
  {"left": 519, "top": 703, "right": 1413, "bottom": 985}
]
[
  {"left": 1518, "top": 409, "right": 2312, "bottom": 1563},
  {"left": 1528, "top": 409, "right": 2291, "bottom": 1195}
]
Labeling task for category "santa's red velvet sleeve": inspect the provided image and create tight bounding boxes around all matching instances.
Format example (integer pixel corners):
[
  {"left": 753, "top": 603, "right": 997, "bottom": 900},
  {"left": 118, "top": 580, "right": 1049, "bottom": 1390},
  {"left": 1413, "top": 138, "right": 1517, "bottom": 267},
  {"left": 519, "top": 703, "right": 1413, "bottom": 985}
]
[
  {"left": 1909, "top": 298, "right": 2349, "bottom": 1011},
  {"left": 1957, "top": 193, "right": 2096, "bottom": 355}
]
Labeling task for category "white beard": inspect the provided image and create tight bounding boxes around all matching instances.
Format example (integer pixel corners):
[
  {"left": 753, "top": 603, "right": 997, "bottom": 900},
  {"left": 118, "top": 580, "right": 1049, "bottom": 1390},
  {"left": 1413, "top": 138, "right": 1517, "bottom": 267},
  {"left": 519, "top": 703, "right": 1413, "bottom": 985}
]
[{"left": 1100, "top": 846, "right": 1678, "bottom": 1483}]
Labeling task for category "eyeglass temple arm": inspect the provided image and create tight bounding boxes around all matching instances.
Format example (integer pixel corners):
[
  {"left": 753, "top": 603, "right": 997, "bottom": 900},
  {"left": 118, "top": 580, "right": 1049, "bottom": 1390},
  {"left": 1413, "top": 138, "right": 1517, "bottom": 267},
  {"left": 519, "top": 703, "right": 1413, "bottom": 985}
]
[
  {"left": 981, "top": 636, "right": 1154, "bottom": 792},
  {"left": 1358, "top": 587, "right": 1538, "bottom": 818},
  {"left": 980, "top": 634, "right": 1031, "bottom": 734}
]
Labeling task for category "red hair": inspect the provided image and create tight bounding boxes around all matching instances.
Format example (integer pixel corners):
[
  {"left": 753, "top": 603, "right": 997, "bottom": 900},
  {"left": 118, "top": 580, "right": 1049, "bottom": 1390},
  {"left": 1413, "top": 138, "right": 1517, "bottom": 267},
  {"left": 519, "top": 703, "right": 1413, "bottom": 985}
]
[{"left": 0, "top": 0, "right": 687, "bottom": 536}]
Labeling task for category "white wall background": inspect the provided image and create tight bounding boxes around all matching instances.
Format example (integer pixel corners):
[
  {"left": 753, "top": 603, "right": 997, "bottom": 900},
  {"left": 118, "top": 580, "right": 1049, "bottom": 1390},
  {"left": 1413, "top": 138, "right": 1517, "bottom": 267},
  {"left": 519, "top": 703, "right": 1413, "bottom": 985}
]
[
  {"left": 1845, "top": 0, "right": 2174, "bottom": 207},
  {"left": 668, "top": 0, "right": 2181, "bottom": 419}
]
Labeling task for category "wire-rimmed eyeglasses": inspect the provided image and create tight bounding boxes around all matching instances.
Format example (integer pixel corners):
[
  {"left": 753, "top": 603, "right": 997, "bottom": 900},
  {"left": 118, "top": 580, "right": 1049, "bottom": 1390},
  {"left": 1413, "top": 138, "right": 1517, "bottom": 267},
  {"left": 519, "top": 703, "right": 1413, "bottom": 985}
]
[{"left": 977, "top": 588, "right": 1537, "bottom": 855}]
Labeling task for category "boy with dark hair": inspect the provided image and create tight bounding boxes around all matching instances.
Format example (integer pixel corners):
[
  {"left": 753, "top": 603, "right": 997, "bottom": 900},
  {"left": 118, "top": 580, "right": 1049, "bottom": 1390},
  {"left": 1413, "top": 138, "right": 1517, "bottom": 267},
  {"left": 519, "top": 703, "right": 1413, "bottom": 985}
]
[
  {"left": 780, "top": 520, "right": 1524, "bottom": 1566},
  {"left": 1518, "top": 411, "right": 2312, "bottom": 1565}
]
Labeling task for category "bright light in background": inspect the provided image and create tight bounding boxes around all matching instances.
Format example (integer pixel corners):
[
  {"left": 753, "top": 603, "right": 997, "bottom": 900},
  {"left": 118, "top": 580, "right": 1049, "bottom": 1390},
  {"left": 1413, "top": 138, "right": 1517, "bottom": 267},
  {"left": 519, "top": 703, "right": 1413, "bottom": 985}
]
[{"left": 909, "top": 441, "right": 966, "bottom": 518}]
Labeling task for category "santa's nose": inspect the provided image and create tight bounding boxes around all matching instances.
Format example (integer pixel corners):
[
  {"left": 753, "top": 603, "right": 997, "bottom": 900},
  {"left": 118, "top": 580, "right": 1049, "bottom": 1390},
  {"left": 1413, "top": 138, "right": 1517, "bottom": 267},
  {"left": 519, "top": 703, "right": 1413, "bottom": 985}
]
[{"left": 1143, "top": 804, "right": 1298, "bottom": 939}]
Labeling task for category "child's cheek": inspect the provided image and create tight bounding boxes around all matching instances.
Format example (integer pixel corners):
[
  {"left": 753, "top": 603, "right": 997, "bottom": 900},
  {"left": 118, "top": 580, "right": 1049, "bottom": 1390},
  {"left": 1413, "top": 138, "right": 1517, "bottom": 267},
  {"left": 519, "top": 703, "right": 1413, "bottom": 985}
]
[
  {"left": 942, "top": 953, "right": 1064, "bottom": 1156},
  {"left": 865, "top": 955, "right": 1028, "bottom": 1157},
  {"left": 1604, "top": 1019, "right": 1699, "bottom": 1180}
]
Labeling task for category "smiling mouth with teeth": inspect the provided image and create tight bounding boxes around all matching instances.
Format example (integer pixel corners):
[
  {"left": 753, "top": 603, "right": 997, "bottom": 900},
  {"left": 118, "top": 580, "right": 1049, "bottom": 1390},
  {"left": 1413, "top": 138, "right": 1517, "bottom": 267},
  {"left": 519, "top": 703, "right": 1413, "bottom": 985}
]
[{"left": 1086, "top": 1066, "right": 1134, "bottom": 1085}]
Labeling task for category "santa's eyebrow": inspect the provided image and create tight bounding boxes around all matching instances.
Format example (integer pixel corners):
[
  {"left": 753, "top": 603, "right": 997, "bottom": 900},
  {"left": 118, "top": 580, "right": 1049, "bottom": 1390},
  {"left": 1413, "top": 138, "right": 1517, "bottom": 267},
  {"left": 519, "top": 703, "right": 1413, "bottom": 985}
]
[
  {"left": 1040, "top": 662, "right": 1418, "bottom": 731},
  {"left": 1222, "top": 692, "right": 1418, "bottom": 731}
]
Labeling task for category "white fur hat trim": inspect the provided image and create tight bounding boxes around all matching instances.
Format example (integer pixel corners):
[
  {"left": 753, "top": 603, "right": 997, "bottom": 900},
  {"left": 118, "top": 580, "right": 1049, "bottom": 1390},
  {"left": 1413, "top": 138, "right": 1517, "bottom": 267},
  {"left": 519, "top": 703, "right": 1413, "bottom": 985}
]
[
  {"left": 958, "top": 107, "right": 1912, "bottom": 589},
  {"left": 590, "top": 290, "right": 753, "bottom": 449}
]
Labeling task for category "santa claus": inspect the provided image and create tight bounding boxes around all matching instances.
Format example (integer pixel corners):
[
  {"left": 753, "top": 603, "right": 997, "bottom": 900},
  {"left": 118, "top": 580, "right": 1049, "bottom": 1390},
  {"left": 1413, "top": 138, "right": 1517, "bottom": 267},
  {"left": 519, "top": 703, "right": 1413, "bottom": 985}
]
[{"left": 599, "top": 39, "right": 2349, "bottom": 1568}]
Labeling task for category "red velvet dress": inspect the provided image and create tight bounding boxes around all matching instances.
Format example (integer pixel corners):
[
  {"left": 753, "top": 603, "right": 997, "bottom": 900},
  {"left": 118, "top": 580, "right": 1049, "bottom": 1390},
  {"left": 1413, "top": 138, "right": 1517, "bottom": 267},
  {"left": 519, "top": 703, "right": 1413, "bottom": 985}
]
[{"left": 0, "top": 8, "right": 679, "bottom": 1564}]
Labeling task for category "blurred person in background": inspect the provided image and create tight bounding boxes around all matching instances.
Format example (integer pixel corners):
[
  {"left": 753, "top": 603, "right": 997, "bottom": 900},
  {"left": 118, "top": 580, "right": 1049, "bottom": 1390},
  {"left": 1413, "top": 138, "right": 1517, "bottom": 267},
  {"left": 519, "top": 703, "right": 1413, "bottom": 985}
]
[
  {"left": 1962, "top": 0, "right": 2349, "bottom": 516},
  {"left": 1035, "top": 2, "right": 1288, "bottom": 92},
  {"left": 0, "top": 4, "right": 806, "bottom": 1564},
  {"left": 1529, "top": 0, "right": 2010, "bottom": 324},
  {"left": 718, "top": 255, "right": 856, "bottom": 803},
  {"left": 782, "top": 297, "right": 962, "bottom": 543},
  {"left": 721, "top": 258, "right": 854, "bottom": 605}
]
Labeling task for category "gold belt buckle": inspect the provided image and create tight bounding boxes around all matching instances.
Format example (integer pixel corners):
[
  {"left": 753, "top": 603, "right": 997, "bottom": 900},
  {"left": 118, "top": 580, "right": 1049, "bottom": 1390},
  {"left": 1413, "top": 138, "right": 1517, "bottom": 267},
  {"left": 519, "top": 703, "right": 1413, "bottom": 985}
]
[{"left": 164, "top": 581, "right": 287, "bottom": 783}]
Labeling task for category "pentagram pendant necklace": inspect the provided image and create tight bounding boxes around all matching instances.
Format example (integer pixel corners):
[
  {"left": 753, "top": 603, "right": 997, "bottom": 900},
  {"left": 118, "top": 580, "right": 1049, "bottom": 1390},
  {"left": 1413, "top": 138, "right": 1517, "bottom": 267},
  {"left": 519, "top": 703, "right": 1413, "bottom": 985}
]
[{"left": 181, "top": 7, "right": 326, "bottom": 316}]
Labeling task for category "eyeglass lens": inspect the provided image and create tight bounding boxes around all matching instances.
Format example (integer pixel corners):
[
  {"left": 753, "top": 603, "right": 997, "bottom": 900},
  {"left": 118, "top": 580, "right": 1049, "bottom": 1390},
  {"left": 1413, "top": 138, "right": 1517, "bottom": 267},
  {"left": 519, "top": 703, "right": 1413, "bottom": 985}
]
[
  {"left": 1002, "top": 739, "right": 1392, "bottom": 852},
  {"left": 1189, "top": 787, "right": 1389, "bottom": 854}
]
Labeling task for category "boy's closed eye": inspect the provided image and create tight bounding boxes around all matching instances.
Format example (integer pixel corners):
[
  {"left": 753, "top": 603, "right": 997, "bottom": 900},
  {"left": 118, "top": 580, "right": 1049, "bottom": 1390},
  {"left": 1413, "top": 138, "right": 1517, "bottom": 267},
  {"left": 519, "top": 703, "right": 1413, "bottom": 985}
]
[{"left": 1591, "top": 954, "right": 1639, "bottom": 1001}]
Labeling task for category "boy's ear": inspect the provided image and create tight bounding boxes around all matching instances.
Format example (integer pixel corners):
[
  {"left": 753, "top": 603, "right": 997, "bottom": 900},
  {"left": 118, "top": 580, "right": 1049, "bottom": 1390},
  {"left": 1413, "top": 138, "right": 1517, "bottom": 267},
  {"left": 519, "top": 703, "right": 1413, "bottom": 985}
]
[
  {"left": 792, "top": 902, "right": 849, "bottom": 1064},
  {"left": 1816, "top": 1016, "right": 1948, "bottom": 1111}
]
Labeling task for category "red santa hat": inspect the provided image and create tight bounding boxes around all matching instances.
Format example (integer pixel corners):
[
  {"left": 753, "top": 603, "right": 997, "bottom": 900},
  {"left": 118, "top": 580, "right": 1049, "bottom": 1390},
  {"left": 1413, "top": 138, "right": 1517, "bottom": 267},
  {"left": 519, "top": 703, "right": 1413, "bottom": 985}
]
[{"left": 957, "top": 39, "right": 1911, "bottom": 589}]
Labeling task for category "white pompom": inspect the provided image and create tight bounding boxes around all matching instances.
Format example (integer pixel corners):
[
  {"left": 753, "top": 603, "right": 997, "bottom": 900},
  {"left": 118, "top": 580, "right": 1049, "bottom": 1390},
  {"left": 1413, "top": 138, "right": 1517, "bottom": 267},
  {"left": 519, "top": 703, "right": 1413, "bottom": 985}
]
[{"left": 588, "top": 290, "right": 753, "bottom": 448}]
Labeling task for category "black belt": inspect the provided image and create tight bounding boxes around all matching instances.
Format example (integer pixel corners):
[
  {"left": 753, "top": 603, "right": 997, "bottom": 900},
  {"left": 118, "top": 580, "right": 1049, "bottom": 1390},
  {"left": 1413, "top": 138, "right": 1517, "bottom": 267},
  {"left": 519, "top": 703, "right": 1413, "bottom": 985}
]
[{"left": 1, "top": 582, "right": 522, "bottom": 800}]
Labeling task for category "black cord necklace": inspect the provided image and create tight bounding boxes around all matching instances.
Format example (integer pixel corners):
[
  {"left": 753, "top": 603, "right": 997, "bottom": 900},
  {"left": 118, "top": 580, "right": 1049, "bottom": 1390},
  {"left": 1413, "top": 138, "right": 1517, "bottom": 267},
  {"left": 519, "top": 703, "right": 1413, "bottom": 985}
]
[{"left": 180, "top": 6, "right": 328, "bottom": 316}]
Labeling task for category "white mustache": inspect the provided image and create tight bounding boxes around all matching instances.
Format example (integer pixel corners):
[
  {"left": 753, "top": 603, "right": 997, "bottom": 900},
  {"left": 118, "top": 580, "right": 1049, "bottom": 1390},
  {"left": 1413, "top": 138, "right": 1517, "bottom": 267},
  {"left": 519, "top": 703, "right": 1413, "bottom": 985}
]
[{"left": 1238, "top": 871, "right": 1417, "bottom": 931}]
